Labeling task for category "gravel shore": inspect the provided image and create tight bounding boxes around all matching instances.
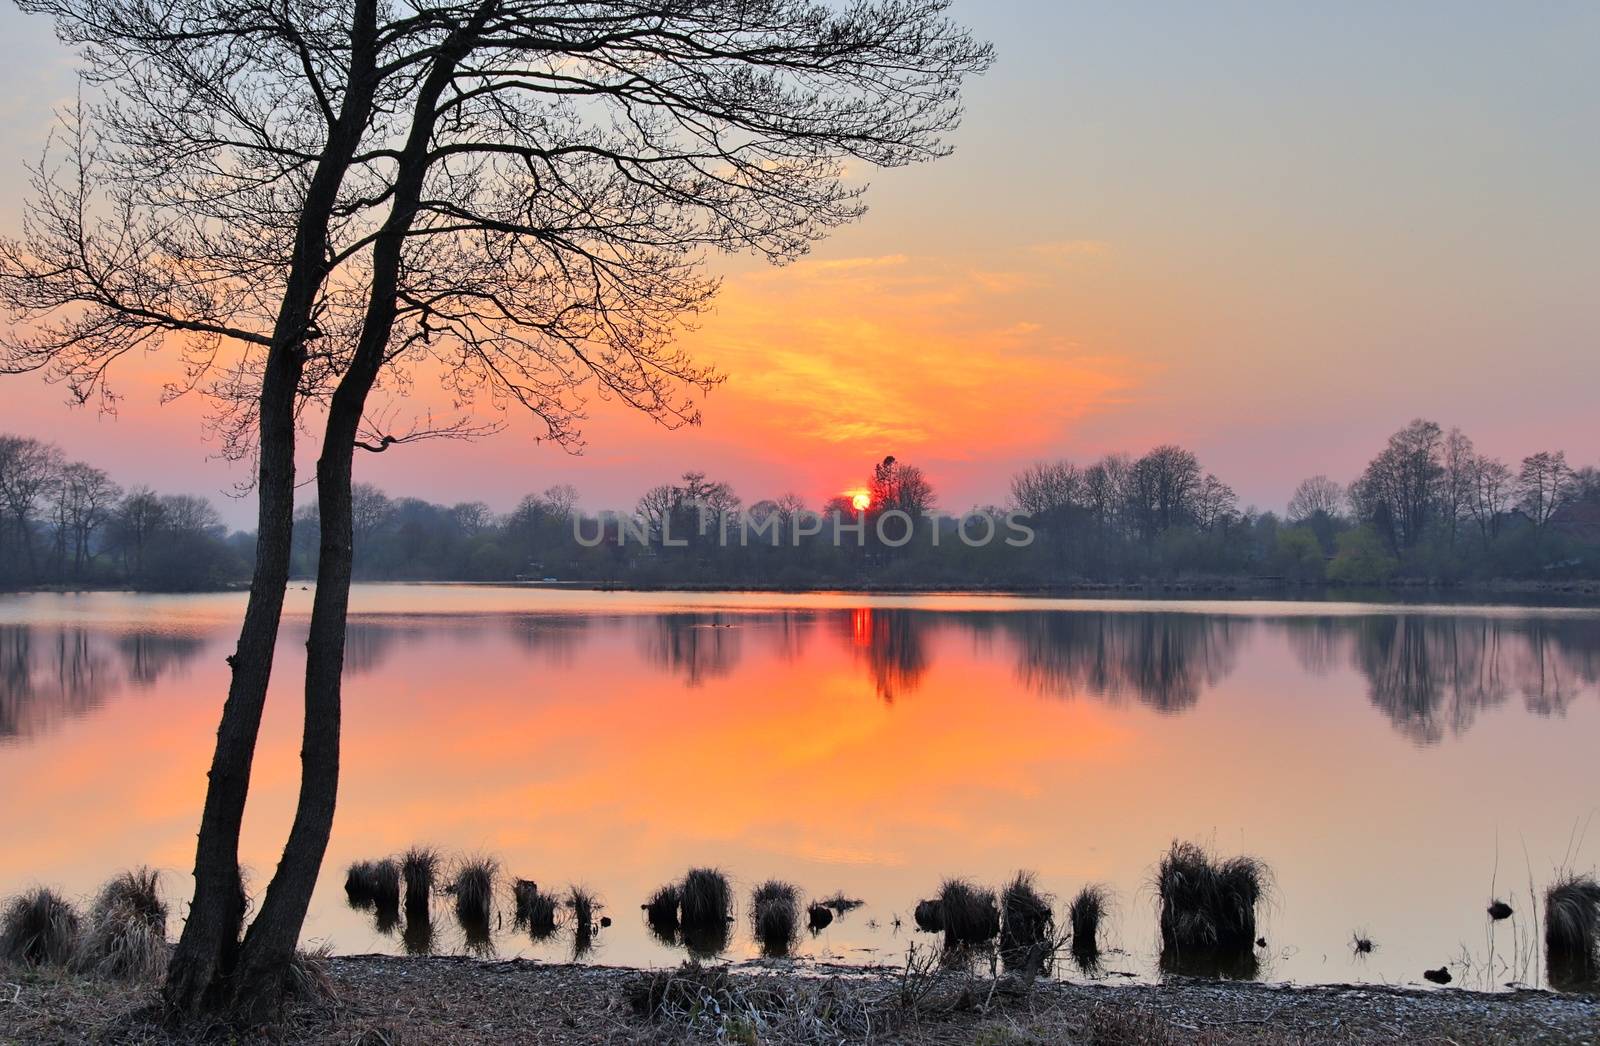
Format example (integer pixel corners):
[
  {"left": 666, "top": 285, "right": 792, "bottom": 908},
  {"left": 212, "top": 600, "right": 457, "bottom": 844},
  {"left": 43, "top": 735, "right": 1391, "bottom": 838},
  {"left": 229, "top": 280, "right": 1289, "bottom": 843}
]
[{"left": 4, "top": 954, "right": 1598, "bottom": 1044}]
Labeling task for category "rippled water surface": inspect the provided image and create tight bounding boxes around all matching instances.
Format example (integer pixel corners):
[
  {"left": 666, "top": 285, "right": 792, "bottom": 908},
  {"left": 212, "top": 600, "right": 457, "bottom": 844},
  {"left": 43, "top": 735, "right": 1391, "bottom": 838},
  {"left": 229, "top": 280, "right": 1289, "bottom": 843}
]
[{"left": 3, "top": 586, "right": 1597, "bottom": 988}]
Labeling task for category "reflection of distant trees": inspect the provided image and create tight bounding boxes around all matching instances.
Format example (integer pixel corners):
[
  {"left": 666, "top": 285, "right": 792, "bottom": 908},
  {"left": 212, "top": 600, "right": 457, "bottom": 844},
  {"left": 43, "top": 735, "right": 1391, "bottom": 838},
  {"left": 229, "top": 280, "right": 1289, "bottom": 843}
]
[
  {"left": 501, "top": 615, "right": 593, "bottom": 668},
  {"left": 1007, "top": 613, "right": 1245, "bottom": 712},
  {"left": 1287, "top": 615, "right": 1600, "bottom": 744},
  {"left": 1, "top": 625, "right": 209, "bottom": 739},
  {"left": 638, "top": 613, "right": 743, "bottom": 687},
  {"left": 841, "top": 608, "right": 929, "bottom": 702}
]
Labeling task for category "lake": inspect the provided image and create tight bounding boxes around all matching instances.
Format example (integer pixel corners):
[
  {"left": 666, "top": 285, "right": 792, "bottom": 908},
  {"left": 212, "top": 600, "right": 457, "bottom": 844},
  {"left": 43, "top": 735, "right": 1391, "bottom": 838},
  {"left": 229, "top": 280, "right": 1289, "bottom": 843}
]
[{"left": 2, "top": 585, "right": 1597, "bottom": 989}]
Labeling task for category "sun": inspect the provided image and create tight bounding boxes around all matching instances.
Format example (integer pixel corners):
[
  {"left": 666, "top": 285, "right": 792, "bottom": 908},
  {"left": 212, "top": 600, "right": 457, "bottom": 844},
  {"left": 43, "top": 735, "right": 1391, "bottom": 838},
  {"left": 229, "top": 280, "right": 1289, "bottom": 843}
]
[{"left": 850, "top": 491, "right": 871, "bottom": 511}]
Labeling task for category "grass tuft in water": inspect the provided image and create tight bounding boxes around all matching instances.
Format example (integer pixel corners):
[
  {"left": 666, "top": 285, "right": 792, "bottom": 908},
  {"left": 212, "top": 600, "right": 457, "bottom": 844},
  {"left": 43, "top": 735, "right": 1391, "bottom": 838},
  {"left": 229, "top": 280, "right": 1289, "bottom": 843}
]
[
  {"left": 402, "top": 847, "right": 439, "bottom": 913},
  {"left": 680, "top": 868, "right": 731, "bottom": 932},
  {"left": 1545, "top": 874, "right": 1600, "bottom": 991},
  {"left": 1068, "top": 884, "right": 1109, "bottom": 969},
  {"left": 750, "top": 881, "right": 800, "bottom": 956},
  {"left": 937, "top": 878, "right": 999, "bottom": 949},
  {"left": 1156, "top": 840, "right": 1267, "bottom": 979}
]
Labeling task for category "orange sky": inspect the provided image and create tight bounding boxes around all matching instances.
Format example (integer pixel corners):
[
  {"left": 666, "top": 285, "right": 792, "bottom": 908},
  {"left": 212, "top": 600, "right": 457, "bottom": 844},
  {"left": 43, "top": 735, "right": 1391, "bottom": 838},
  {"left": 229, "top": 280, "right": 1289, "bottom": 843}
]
[{"left": 1, "top": 2, "right": 1596, "bottom": 523}]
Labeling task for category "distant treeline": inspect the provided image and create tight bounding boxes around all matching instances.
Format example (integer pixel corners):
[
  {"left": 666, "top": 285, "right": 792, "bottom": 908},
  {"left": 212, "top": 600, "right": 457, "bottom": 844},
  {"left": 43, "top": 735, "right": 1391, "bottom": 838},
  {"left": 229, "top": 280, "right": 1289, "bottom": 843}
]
[
  {"left": 3, "top": 419, "right": 1598, "bottom": 591},
  {"left": 0, "top": 435, "right": 250, "bottom": 590}
]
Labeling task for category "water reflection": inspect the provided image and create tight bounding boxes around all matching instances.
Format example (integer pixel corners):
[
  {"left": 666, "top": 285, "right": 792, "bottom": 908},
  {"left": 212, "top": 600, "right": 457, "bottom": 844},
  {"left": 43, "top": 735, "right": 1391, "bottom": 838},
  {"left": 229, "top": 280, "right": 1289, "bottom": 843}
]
[
  {"left": 1009, "top": 613, "right": 1244, "bottom": 713},
  {"left": 0, "top": 625, "right": 209, "bottom": 740},
  {"left": 4, "top": 609, "right": 1597, "bottom": 749},
  {"left": 639, "top": 613, "right": 743, "bottom": 687}
]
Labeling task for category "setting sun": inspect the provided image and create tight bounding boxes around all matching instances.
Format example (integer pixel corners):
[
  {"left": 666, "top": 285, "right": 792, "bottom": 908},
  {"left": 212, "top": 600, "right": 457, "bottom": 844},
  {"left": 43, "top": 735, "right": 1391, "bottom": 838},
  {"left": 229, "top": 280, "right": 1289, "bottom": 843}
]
[{"left": 850, "top": 491, "right": 871, "bottom": 511}]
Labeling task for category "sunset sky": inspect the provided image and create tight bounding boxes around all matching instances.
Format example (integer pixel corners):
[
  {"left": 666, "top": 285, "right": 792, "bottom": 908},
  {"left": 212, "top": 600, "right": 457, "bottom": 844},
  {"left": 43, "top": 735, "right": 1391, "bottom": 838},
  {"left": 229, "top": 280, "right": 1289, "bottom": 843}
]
[{"left": 1, "top": 1, "right": 1595, "bottom": 526}]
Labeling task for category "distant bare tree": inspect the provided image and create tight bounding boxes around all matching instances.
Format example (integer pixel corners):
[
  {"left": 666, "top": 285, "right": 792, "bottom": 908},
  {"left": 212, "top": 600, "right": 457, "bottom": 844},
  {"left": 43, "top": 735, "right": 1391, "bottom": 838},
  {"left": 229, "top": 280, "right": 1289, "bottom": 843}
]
[
  {"left": 1466, "top": 455, "right": 1515, "bottom": 542},
  {"left": 1350, "top": 419, "right": 1444, "bottom": 552},
  {"left": 0, "top": 435, "right": 63, "bottom": 576},
  {"left": 1010, "top": 460, "right": 1082, "bottom": 516},
  {"left": 1, "top": 0, "right": 990, "bottom": 1019},
  {"left": 48, "top": 461, "right": 121, "bottom": 576},
  {"left": 1518, "top": 451, "right": 1572, "bottom": 527},
  {"left": 870, "top": 455, "right": 934, "bottom": 516},
  {"left": 1195, "top": 473, "right": 1238, "bottom": 532},
  {"left": 1286, "top": 474, "right": 1344, "bottom": 523}
]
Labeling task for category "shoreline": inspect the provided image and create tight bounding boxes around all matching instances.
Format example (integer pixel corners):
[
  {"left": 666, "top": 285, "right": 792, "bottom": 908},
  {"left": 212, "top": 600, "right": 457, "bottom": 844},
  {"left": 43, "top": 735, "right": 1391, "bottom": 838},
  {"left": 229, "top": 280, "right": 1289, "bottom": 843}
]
[
  {"left": 6, "top": 577, "right": 1600, "bottom": 605},
  {"left": 4, "top": 954, "right": 1598, "bottom": 1044}
]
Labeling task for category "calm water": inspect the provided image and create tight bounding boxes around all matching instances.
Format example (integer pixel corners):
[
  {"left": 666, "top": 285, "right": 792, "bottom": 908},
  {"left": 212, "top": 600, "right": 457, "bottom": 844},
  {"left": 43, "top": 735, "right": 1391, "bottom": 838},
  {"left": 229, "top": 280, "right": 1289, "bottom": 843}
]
[{"left": 3, "top": 586, "right": 1598, "bottom": 989}]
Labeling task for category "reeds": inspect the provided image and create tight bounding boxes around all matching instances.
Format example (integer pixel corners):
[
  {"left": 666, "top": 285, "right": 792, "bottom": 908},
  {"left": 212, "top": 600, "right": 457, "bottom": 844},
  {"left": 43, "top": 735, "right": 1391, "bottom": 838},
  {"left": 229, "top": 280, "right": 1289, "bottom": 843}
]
[
  {"left": 1, "top": 887, "right": 80, "bottom": 967},
  {"left": 451, "top": 856, "right": 498, "bottom": 939},
  {"left": 569, "top": 886, "right": 601, "bottom": 958},
  {"left": 1000, "top": 872, "right": 1054, "bottom": 952},
  {"left": 1068, "top": 884, "right": 1108, "bottom": 968},
  {"left": 937, "top": 879, "right": 999, "bottom": 949},
  {"left": 643, "top": 883, "right": 683, "bottom": 943},
  {"left": 750, "top": 881, "right": 800, "bottom": 956},
  {"left": 345, "top": 858, "right": 400, "bottom": 911},
  {"left": 678, "top": 868, "right": 732, "bottom": 959},
  {"left": 680, "top": 868, "right": 731, "bottom": 931},
  {"left": 913, "top": 898, "right": 944, "bottom": 933},
  {"left": 1545, "top": 874, "right": 1600, "bottom": 990},
  {"left": 512, "top": 879, "right": 558, "bottom": 938},
  {"left": 402, "top": 847, "right": 438, "bottom": 913},
  {"left": 1156, "top": 840, "right": 1267, "bottom": 979},
  {"left": 73, "top": 868, "right": 169, "bottom": 981}
]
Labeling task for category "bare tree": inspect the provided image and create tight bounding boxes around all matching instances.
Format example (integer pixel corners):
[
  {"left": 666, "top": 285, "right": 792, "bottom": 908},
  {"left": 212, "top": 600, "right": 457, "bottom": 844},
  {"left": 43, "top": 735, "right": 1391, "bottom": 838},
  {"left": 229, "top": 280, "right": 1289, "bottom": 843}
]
[
  {"left": 48, "top": 461, "right": 121, "bottom": 576},
  {"left": 1466, "top": 455, "right": 1515, "bottom": 542},
  {"left": 1010, "top": 459, "right": 1082, "bottom": 516},
  {"left": 869, "top": 455, "right": 934, "bottom": 516},
  {"left": 1, "top": 0, "right": 990, "bottom": 1016},
  {"left": 1286, "top": 474, "right": 1344, "bottom": 523},
  {"left": 1518, "top": 450, "right": 1572, "bottom": 527},
  {"left": 0, "top": 435, "right": 63, "bottom": 577},
  {"left": 1350, "top": 419, "right": 1444, "bottom": 552}
]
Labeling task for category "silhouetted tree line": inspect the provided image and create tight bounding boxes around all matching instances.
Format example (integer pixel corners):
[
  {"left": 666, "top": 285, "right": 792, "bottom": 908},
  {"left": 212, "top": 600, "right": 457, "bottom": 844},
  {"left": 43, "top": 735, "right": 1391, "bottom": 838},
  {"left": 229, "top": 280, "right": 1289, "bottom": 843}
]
[
  {"left": 0, "top": 435, "right": 250, "bottom": 590},
  {"left": 1011, "top": 422, "right": 1600, "bottom": 585},
  {"left": 7, "top": 423, "right": 1598, "bottom": 591}
]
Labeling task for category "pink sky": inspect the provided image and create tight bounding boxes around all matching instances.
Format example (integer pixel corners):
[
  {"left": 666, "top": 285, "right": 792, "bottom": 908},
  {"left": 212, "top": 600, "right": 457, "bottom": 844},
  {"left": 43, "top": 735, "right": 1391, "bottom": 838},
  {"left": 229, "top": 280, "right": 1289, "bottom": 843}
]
[{"left": 2, "top": 2, "right": 1596, "bottom": 525}]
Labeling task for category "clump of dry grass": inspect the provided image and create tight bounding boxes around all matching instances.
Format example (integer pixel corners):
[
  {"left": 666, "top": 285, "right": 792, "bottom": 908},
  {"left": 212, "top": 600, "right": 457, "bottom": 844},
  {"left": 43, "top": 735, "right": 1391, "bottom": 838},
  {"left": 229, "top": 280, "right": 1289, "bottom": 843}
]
[
  {"left": 937, "top": 879, "right": 999, "bottom": 949},
  {"left": 570, "top": 886, "right": 602, "bottom": 958},
  {"left": 643, "top": 883, "right": 682, "bottom": 944},
  {"left": 629, "top": 961, "right": 890, "bottom": 1042},
  {"left": 913, "top": 898, "right": 944, "bottom": 933},
  {"left": 1545, "top": 874, "right": 1600, "bottom": 990},
  {"left": 345, "top": 858, "right": 399, "bottom": 911},
  {"left": 681, "top": 868, "right": 731, "bottom": 932},
  {"left": 512, "top": 879, "right": 558, "bottom": 939},
  {"left": 750, "top": 881, "right": 800, "bottom": 957},
  {"left": 1156, "top": 840, "right": 1267, "bottom": 979},
  {"left": 402, "top": 847, "right": 438, "bottom": 913},
  {"left": 1352, "top": 932, "right": 1375, "bottom": 956},
  {"left": 1, "top": 887, "right": 80, "bottom": 967},
  {"left": 73, "top": 868, "right": 169, "bottom": 981},
  {"left": 1069, "top": 884, "right": 1109, "bottom": 968},
  {"left": 1000, "top": 872, "right": 1054, "bottom": 956},
  {"left": 451, "top": 856, "right": 498, "bottom": 942}
]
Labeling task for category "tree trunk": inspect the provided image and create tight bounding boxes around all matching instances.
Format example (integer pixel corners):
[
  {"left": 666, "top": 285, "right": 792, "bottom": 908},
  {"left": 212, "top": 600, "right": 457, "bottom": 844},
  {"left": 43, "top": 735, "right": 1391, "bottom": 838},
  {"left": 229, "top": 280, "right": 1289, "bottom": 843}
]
[
  {"left": 160, "top": 335, "right": 302, "bottom": 1019},
  {"left": 161, "top": 3, "right": 379, "bottom": 1018},
  {"left": 222, "top": 11, "right": 489, "bottom": 1015},
  {"left": 228, "top": 410, "right": 360, "bottom": 1022}
]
